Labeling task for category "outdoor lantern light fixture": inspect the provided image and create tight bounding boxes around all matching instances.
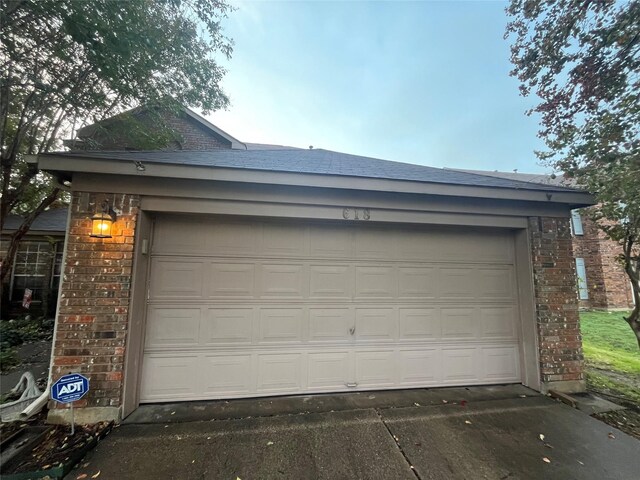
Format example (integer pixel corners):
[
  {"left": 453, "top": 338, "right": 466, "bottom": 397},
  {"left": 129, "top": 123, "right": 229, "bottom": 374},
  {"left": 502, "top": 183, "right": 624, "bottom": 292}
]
[{"left": 90, "top": 200, "right": 116, "bottom": 238}]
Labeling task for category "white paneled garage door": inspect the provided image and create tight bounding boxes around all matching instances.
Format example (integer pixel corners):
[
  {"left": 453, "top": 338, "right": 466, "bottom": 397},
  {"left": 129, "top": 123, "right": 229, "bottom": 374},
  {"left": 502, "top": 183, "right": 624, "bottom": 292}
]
[{"left": 140, "top": 215, "right": 522, "bottom": 402}]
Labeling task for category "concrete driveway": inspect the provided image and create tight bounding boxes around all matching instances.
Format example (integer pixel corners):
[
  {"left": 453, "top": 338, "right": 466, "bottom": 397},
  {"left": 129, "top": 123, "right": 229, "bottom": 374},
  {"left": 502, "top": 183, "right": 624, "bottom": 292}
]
[{"left": 67, "top": 386, "right": 640, "bottom": 480}]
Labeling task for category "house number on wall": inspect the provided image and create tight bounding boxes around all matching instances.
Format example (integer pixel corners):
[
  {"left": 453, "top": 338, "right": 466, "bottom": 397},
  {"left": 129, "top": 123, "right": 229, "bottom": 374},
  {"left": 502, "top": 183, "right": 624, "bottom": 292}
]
[{"left": 343, "top": 208, "right": 370, "bottom": 220}]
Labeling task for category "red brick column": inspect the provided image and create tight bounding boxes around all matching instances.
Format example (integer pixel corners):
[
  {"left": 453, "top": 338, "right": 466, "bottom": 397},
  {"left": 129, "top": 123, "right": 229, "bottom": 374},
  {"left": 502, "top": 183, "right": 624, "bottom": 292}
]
[
  {"left": 529, "top": 217, "right": 585, "bottom": 393},
  {"left": 49, "top": 192, "right": 139, "bottom": 423}
]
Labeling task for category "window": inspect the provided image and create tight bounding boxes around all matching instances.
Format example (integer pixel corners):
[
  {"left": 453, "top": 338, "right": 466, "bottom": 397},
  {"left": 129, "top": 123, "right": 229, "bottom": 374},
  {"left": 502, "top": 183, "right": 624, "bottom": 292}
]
[
  {"left": 571, "top": 210, "right": 583, "bottom": 236},
  {"left": 50, "top": 242, "right": 64, "bottom": 292},
  {"left": 575, "top": 258, "right": 589, "bottom": 300},
  {"left": 10, "top": 241, "right": 54, "bottom": 304}
]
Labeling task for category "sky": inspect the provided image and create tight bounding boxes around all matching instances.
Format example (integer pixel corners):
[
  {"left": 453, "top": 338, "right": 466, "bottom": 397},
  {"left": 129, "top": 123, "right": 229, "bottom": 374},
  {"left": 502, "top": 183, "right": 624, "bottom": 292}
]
[{"left": 207, "top": 0, "right": 551, "bottom": 174}]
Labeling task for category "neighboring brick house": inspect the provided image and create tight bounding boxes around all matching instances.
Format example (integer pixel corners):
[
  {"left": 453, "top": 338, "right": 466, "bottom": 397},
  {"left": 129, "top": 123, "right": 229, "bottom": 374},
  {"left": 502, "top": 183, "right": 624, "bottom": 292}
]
[
  {"left": 29, "top": 109, "right": 596, "bottom": 424},
  {"left": 66, "top": 105, "right": 246, "bottom": 151},
  {"left": 451, "top": 169, "right": 635, "bottom": 311},
  {"left": 1, "top": 208, "right": 68, "bottom": 318}
]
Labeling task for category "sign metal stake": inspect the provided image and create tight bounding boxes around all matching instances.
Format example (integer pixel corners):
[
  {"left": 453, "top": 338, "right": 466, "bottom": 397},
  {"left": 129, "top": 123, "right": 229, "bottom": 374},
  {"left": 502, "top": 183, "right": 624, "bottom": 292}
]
[{"left": 70, "top": 402, "right": 75, "bottom": 435}]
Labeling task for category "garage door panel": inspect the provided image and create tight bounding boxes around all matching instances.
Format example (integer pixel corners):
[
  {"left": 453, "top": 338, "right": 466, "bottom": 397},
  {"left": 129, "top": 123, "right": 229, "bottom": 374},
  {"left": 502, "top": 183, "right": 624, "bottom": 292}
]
[
  {"left": 309, "top": 308, "right": 352, "bottom": 343},
  {"left": 142, "top": 217, "right": 522, "bottom": 402},
  {"left": 258, "top": 308, "right": 305, "bottom": 343},
  {"left": 151, "top": 259, "right": 204, "bottom": 298},
  {"left": 308, "top": 225, "right": 353, "bottom": 258},
  {"left": 441, "top": 308, "right": 478, "bottom": 338},
  {"left": 152, "top": 216, "right": 207, "bottom": 254},
  {"left": 209, "top": 263, "right": 256, "bottom": 297},
  {"left": 398, "top": 308, "right": 440, "bottom": 339},
  {"left": 356, "top": 308, "right": 397, "bottom": 341},
  {"left": 356, "top": 350, "right": 395, "bottom": 387},
  {"left": 355, "top": 228, "right": 396, "bottom": 259},
  {"left": 203, "top": 308, "right": 254, "bottom": 345},
  {"left": 441, "top": 348, "right": 481, "bottom": 382},
  {"left": 482, "top": 346, "right": 520, "bottom": 381},
  {"left": 477, "top": 267, "right": 515, "bottom": 301},
  {"left": 307, "top": 352, "right": 351, "bottom": 390},
  {"left": 260, "top": 264, "right": 305, "bottom": 298},
  {"left": 398, "top": 349, "right": 440, "bottom": 385},
  {"left": 261, "top": 223, "right": 306, "bottom": 257},
  {"left": 480, "top": 307, "right": 517, "bottom": 339},
  {"left": 355, "top": 266, "right": 396, "bottom": 298},
  {"left": 208, "top": 221, "right": 258, "bottom": 256},
  {"left": 203, "top": 354, "right": 254, "bottom": 394},
  {"left": 309, "top": 265, "right": 353, "bottom": 298},
  {"left": 437, "top": 267, "right": 476, "bottom": 300},
  {"left": 140, "top": 355, "right": 199, "bottom": 399},
  {"left": 257, "top": 353, "right": 303, "bottom": 393},
  {"left": 398, "top": 267, "right": 437, "bottom": 298},
  {"left": 145, "top": 307, "right": 201, "bottom": 348}
]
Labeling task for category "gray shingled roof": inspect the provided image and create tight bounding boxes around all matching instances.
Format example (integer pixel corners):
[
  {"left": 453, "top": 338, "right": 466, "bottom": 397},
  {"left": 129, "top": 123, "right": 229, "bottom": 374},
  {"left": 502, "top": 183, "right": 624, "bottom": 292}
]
[
  {"left": 53, "top": 148, "right": 581, "bottom": 192},
  {"left": 3, "top": 208, "right": 68, "bottom": 232},
  {"left": 446, "top": 168, "right": 577, "bottom": 187}
]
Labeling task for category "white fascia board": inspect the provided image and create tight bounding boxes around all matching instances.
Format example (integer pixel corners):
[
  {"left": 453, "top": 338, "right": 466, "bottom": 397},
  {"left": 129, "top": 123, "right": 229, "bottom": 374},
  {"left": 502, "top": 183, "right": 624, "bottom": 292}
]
[{"left": 35, "top": 155, "right": 595, "bottom": 207}]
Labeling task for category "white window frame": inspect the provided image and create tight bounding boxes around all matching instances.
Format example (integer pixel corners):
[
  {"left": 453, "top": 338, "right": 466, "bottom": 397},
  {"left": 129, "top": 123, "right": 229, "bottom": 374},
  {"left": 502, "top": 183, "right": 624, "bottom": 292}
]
[
  {"left": 9, "top": 241, "right": 51, "bottom": 304},
  {"left": 571, "top": 210, "right": 583, "bottom": 236},
  {"left": 575, "top": 257, "right": 589, "bottom": 300}
]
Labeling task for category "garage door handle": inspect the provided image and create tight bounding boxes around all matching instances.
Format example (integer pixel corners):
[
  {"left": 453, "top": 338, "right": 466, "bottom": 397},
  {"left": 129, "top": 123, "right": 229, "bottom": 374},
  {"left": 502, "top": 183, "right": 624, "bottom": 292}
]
[
  {"left": 349, "top": 326, "right": 355, "bottom": 335},
  {"left": 345, "top": 382, "right": 358, "bottom": 388}
]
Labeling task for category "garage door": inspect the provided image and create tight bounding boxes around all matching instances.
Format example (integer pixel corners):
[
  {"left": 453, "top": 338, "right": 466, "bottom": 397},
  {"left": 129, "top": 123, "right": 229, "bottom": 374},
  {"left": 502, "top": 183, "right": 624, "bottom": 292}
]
[{"left": 140, "top": 216, "right": 522, "bottom": 402}]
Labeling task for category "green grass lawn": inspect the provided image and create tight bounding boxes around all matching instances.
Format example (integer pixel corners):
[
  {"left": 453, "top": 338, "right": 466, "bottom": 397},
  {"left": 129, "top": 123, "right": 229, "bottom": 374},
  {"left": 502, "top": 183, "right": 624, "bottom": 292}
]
[{"left": 580, "top": 310, "right": 640, "bottom": 405}]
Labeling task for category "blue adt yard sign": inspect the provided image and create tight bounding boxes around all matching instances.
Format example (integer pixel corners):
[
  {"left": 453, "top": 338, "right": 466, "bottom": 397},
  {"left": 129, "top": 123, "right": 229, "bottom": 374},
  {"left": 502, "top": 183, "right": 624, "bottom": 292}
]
[{"left": 52, "top": 373, "right": 89, "bottom": 404}]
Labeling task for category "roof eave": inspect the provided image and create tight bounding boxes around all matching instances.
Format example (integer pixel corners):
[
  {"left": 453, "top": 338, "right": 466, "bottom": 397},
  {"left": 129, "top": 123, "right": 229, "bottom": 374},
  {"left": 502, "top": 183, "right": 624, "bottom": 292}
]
[{"left": 31, "top": 154, "right": 596, "bottom": 208}]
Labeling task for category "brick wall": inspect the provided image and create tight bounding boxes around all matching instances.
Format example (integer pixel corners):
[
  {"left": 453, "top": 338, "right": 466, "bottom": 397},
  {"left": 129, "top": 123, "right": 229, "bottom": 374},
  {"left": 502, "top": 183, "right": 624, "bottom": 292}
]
[
  {"left": 162, "top": 113, "right": 231, "bottom": 150},
  {"left": 49, "top": 192, "right": 139, "bottom": 420},
  {"left": 530, "top": 217, "right": 585, "bottom": 392},
  {"left": 572, "top": 212, "right": 634, "bottom": 309}
]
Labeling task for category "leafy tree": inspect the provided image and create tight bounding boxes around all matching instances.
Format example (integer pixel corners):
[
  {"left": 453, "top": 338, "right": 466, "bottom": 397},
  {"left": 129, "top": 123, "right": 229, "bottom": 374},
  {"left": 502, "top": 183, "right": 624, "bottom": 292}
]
[
  {"left": 1, "top": 0, "right": 233, "bottom": 292},
  {"left": 506, "top": 0, "right": 640, "bottom": 346}
]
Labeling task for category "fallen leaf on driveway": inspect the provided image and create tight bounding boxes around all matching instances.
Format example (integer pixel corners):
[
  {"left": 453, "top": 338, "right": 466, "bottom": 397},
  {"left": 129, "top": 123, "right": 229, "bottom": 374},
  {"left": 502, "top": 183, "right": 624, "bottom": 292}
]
[
  {"left": 608, "top": 433, "right": 615, "bottom": 439},
  {"left": 542, "top": 457, "right": 551, "bottom": 464},
  {"left": 171, "top": 411, "right": 176, "bottom": 415},
  {"left": 464, "top": 420, "right": 472, "bottom": 425},
  {"left": 460, "top": 400, "right": 467, "bottom": 407},
  {"left": 442, "top": 400, "right": 448, "bottom": 404},
  {"left": 577, "top": 460, "right": 584, "bottom": 465},
  {"left": 267, "top": 441, "right": 274, "bottom": 446},
  {"left": 539, "top": 434, "right": 545, "bottom": 441},
  {"left": 414, "top": 403, "right": 421, "bottom": 407},
  {"left": 91, "top": 471, "right": 101, "bottom": 478},
  {"left": 76, "top": 475, "right": 87, "bottom": 480},
  {"left": 519, "top": 394, "right": 527, "bottom": 398}
]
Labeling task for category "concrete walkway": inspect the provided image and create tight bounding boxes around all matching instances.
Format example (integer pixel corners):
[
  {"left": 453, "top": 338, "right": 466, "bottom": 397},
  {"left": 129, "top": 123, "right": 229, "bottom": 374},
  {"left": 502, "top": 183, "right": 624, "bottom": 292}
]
[{"left": 67, "top": 387, "right": 640, "bottom": 480}]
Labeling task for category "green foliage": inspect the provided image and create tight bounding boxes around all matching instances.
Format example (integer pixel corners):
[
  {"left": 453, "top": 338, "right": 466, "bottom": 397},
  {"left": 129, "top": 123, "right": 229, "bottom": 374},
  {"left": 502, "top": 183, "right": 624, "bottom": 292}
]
[
  {"left": 0, "top": 317, "right": 54, "bottom": 351},
  {"left": 1, "top": 0, "right": 234, "bottom": 284},
  {"left": 0, "top": 316, "right": 53, "bottom": 373},
  {"left": 507, "top": 1, "right": 640, "bottom": 343},
  {"left": 581, "top": 310, "right": 640, "bottom": 358},
  {"left": 586, "top": 371, "right": 640, "bottom": 406},
  {"left": 0, "top": 347, "right": 19, "bottom": 373},
  {"left": 581, "top": 310, "right": 640, "bottom": 406}
]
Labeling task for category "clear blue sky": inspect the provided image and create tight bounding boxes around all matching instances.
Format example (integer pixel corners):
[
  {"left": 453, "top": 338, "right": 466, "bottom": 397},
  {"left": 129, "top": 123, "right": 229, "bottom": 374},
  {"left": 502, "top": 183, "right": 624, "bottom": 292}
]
[{"left": 207, "top": 0, "right": 550, "bottom": 174}]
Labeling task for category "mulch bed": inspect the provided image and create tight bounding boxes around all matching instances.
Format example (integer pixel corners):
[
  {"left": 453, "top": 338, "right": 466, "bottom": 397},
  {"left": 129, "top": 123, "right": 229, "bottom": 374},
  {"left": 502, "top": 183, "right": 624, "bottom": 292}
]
[
  {"left": 1, "top": 419, "right": 112, "bottom": 477},
  {"left": 592, "top": 409, "right": 640, "bottom": 441}
]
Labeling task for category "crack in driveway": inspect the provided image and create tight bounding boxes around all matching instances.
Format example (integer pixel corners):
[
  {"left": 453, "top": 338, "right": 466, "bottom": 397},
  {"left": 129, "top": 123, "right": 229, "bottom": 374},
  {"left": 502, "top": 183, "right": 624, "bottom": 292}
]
[{"left": 375, "top": 407, "right": 423, "bottom": 480}]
